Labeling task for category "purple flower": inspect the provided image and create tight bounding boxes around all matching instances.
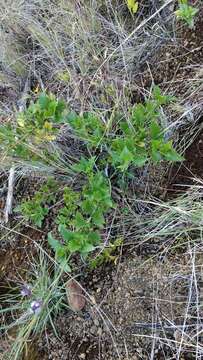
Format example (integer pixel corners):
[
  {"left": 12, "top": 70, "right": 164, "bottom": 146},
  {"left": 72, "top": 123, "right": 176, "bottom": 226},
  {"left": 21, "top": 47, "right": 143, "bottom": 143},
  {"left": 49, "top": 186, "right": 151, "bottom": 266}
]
[
  {"left": 20, "top": 285, "right": 32, "bottom": 297},
  {"left": 30, "top": 300, "right": 43, "bottom": 314}
]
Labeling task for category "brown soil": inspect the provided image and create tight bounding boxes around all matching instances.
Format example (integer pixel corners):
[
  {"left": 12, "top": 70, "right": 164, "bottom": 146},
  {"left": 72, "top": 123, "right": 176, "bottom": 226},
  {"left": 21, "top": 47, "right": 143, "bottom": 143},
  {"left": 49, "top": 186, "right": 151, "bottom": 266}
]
[
  {"left": 0, "top": 227, "right": 43, "bottom": 283},
  {"left": 168, "top": 127, "right": 203, "bottom": 194},
  {"left": 36, "top": 253, "right": 202, "bottom": 360},
  {"left": 140, "top": 4, "right": 203, "bottom": 96}
]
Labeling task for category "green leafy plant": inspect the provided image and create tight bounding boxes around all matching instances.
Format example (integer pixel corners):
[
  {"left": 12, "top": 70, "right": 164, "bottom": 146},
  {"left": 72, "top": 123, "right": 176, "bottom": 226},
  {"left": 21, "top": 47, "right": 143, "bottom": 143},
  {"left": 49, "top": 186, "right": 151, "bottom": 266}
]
[
  {"left": 0, "top": 93, "right": 66, "bottom": 164},
  {"left": 56, "top": 187, "right": 80, "bottom": 227},
  {"left": 90, "top": 238, "right": 123, "bottom": 269},
  {"left": 81, "top": 171, "right": 114, "bottom": 228},
  {"left": 66, "top": 111, "right": 105, "bottom": 147},
  {"left": 71, "top": 156, "right": 96, "bottom": 176},
  {"left": 175, "top": 0, "right": 198, "bottom": 29},
  {"left": 16, "top": 178, "right": 58, "bottom": 227},
  {"left": 11, "top": 89, "right": 183, "bottom": 272},
  {"left": 48, "top": 171, "right": 114, "bottom": 271},
  {"left": 66, "top": 86, "right": 183, "bottom": 174},
  {"left": 108, "top": 86, "right": 183, "bottom": 171},
  {"left": 18, "top": 201, "right": 49, "bottom": 228}
]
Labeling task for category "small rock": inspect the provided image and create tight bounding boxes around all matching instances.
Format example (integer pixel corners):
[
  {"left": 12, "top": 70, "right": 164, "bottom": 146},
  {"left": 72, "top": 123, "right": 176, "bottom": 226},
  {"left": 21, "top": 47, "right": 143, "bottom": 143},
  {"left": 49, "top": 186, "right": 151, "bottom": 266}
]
[{"left": 66, "top": 279, "right": 86, "bottom": 311}]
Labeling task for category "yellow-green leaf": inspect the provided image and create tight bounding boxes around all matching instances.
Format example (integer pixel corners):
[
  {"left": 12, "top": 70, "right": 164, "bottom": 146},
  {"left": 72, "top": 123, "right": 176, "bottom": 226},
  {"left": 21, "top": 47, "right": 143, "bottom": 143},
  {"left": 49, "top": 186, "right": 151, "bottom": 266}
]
[
  {"left": 17, "top": 114, "right": 25, "bottom": 128},
  {"left": 127, "top": 0, "right": 139, "bottom": 14},
  {"left": 43, "top": 121, "right": 53, "bottom": 131}
]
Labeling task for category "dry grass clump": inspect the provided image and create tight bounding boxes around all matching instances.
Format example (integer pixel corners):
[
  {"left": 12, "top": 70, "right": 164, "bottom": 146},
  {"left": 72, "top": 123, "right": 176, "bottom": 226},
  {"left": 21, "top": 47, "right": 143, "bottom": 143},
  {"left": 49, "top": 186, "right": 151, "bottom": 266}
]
[
  {"left": 0, "top": 0, "right": 177, "bottom": 114},
  {"left": 121, "top": 181, "right": 203, "bottom": 256}
]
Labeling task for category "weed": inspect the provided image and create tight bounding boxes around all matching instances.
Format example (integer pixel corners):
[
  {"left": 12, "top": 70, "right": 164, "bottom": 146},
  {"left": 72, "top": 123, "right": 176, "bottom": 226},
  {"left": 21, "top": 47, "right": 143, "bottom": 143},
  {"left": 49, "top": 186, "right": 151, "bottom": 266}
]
[
  {"left": 11, "top": 89, "right": 183, "bottom": 269},
  {"left": 0, "top": 88, "right": 182, "bottom": 177},
  {"left": 66, "top": 112, "right": 105, "bottom": 148},
  {"left": 175, "top": 0, "right": 199, "bottom": 29},
  {"left": 90, "top": 238, "right": 123, "bottom": 269},
  {"left": 0, "top": 93, "right": 67, "bottom": 170},
  {"left": 109, "top": 86, "right": 183, "bottom": 171},
  {"left": 48, "top": 172, "right": 114, "bottom": 271},
  {"left": 56, "top": 187, "right": 80, "bottom": 227},
  {"left": 67, "top": 86, "right": 183, "bottom": 173},
  {"left": 16, "top": 178, "right": 58, "bottom": 227}
]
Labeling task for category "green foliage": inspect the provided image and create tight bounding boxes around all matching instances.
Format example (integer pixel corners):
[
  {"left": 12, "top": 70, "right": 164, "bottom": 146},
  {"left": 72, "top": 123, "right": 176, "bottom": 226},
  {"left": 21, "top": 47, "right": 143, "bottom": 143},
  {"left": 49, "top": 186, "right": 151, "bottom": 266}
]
[
  {"left": 126, "top": 0, "right": 139, "bottom": 14},
  {"left": 65, "top": 87, "right": 183, "bottom": 174},
  {"left": 0, "top": 88, "right": 182, "bottom": 175},
  {"left": 48, "top": 172, "right": 113, "bottom": 271},
  {"left": 175, "top": 0, "right": 198, "bottom": 28},
  {"left": 11, "top": 88, "right": 183, "bottom": 272},
  {"left": 90, "top": 238, "right": 123, "bottom": 269},
  {"left": 0, "top": 93, "right": 66, "bottom": 162},
  {"left": 16, "top": 178, "right": 58, "bottom": 227},
  {"left": 71, "top": 156, "right": 96, "bottom": 175},
  {"left": 66, "top": 111, "right": 105, "bottom": 147},
  {"left": 18, "top": 201, "right": 49, "bottom": 228},
  {"left": 109, "top": 86, "right": 183, "bottom": 171},
  {"left": 18, "top": 92, "right": 66, "bottom": 132},
  {"left": 56, "top": 187, "right": 80, "bottom": 227},
  {"left": 81, "top": 172, "right": 114, "bottom": 228}
]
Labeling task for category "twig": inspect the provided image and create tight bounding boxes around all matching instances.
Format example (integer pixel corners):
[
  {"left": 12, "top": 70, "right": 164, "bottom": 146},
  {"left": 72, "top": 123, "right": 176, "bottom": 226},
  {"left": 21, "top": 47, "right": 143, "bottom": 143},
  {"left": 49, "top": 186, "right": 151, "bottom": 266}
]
[
  {"left": 4, "top": 73, "right": 30, "bottom": 223},
  {"left": 4, "top": 167, "right": 15, "bottom": 223}
]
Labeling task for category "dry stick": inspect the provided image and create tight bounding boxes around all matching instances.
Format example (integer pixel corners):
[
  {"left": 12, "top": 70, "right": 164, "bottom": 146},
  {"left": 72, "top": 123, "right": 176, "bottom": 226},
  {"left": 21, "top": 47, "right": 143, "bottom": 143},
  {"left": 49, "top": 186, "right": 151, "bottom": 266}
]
[
  {"left": 4, "top": 75, "right": 30, "bottom": 223},
  {"left": 4, "top": 167, "right": 15, "bottom": 223}
]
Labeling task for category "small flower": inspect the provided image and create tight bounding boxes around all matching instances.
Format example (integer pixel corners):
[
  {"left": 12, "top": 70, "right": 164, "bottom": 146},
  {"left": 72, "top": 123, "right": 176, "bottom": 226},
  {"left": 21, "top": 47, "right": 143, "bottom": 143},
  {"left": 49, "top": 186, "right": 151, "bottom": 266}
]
[
  {"left": 30, "top": 300, "right": 43, "bottom": 314},
  {"left": 20, "top": 285, "right": 32, "bottom": 297}
]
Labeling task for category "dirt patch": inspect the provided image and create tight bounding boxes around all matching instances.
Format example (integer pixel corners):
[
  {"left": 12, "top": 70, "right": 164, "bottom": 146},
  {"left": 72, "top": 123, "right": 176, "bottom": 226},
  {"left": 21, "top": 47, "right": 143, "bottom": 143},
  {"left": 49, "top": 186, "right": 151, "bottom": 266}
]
[
  {"left": 0, "top": 227, "right": 43, "bottom": 282},
  {"left": 141, "top": 5, "right": 203, "bottom": 88},
  {"left": 168, "top": 127, "right": 203, "bottom": 194},
  {"left": 36, "top": 253, "right": 202, "bottom": 360}
]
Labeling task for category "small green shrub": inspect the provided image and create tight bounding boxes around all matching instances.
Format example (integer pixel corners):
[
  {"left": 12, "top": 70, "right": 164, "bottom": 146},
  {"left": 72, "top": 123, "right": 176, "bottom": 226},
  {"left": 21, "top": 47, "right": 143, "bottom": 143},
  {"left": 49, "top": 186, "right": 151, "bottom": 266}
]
[
  {"left": 90, "top": 238, "right": 123, "bottom": 269},
  {"left": 66, "top": 111, "right": 105, "bottom": 148},
  {"left": 108, "top": 86, "right": 183, "bottom": 171},
  {"left": 48, "top": 172, "right": 114, "bottom": 271},
  {"left": 66, "top": 86, "right": 183, "bottom": 173},
  {"left": 56, "top": 187, "right": 80, "bottom": 227},
  {"left": 16, "top": 178, "right": 58, "bottom": 227},
  {"left": 0, "top": 87, "right": 182, "bottom": 174},
  {"left": 11, "top": 88, "right": 183, "bottom": 272},
  {"left": 0, "top": 93, "right": 66, "bottom": 164},
  {"left": 127, "top": 0, "right": 139, "bottom": 14},
  {"left": 175, "top": 0, "right": 198, "bottom": 28},
  {"left": 18, "top": 200, "right": 49, "bottom": 228}
]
